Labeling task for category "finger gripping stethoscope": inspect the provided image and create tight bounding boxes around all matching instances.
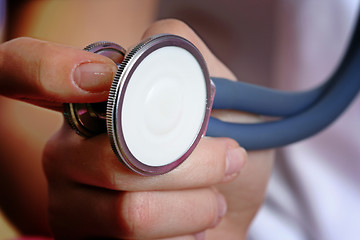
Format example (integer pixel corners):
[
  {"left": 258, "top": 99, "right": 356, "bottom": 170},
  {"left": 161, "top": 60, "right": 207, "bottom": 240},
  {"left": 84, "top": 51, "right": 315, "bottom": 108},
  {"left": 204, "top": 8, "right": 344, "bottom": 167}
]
[{"left": 64, "top": 19, "right": 360, "bottom": 175}]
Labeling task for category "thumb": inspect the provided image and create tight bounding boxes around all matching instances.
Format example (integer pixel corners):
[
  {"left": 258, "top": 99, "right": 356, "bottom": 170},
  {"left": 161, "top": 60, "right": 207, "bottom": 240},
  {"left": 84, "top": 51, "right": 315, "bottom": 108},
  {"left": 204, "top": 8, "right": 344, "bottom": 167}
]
[{"left": 0, "top": 37, "right": 117, "bottom": 111}]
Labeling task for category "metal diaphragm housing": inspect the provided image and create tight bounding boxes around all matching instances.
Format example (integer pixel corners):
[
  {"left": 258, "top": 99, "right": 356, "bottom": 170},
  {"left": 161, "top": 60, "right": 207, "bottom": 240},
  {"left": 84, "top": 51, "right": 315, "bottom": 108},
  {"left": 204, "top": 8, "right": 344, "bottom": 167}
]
[
  {"left": 64, "top": 42, "right": 126, "bottom": 137},
  {"left": 65, "top": 35, "right": 214, "bottom": 175}
]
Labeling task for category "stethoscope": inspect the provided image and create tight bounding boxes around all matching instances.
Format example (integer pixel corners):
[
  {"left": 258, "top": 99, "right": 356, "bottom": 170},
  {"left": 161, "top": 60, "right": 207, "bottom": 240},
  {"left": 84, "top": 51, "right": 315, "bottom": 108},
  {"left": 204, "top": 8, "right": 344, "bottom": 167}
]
[{"left": 64, "top": 17, "right": 360, "bottom": 175}]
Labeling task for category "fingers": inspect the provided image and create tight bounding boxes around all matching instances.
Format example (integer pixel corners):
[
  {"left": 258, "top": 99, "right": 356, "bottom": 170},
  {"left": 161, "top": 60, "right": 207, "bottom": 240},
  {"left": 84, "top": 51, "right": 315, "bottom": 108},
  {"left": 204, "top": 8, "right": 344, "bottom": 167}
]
[
  {"left": 0, "top": 37, "right": 117, "bottom": 110},
  {"left": 141, "top": 19, "right": 237, "bottom": 80},
  {"left": 49, "top": 185, "right": 225, "bottom": 239},
  {"left": 43, "top": 125, "right": 247, "bottom": 192}
]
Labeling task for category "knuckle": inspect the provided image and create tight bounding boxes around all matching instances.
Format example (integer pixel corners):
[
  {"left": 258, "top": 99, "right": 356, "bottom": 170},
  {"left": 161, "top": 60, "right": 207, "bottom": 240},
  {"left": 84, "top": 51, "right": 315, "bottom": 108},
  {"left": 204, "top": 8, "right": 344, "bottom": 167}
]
[
  {"left": 9, "top": 38, "right": 56, "bottom": 96},
  {"left": 13, "top": 38, "right": 52, "bottom": 91},
  {"left": 208, "top": 199, "right": 221, "bottom": 227},
  {"left": 29, "top": 39, "right": 72, "bottom": 98},
  {"left": 35, "top": 41, "right": 56, "bottom": 94},
  {"left": 197, "top": 190, "right": 220, "bottom": 228},
  {"left": 118, "top": 192, "right": 154, "bottom": 238}
]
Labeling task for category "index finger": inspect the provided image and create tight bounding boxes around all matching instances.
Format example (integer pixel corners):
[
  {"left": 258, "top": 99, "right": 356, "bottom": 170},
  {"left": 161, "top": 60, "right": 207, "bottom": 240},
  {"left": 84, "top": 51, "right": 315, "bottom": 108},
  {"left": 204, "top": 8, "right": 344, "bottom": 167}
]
[{"left": 0, "top": 37, "right": 117, "bottom": 110}]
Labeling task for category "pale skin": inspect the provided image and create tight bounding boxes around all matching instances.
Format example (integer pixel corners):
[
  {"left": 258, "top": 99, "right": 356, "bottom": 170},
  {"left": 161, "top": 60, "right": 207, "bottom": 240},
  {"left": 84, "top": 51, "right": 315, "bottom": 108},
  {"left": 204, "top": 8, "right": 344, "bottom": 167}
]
[{"left": 0, "top": 1, "right": 274, "bottom": 239}]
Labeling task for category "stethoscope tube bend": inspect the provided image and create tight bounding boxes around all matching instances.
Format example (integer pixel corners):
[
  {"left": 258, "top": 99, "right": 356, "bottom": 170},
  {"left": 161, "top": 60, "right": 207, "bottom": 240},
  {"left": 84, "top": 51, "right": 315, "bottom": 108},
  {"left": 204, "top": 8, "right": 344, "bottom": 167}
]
[
  {"left": 208, "top": 15, "right": 360, "bottom": 149},
  {"left": 64, "top": 17, "right": 360, "bottom": 174}
]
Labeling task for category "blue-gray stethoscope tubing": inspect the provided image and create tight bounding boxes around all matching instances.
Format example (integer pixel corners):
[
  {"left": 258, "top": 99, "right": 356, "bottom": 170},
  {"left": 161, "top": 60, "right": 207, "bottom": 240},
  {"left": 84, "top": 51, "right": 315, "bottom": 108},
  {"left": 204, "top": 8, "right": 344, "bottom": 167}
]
[{"left": 207, "top": 15, "right": 360, "bottom": 150}]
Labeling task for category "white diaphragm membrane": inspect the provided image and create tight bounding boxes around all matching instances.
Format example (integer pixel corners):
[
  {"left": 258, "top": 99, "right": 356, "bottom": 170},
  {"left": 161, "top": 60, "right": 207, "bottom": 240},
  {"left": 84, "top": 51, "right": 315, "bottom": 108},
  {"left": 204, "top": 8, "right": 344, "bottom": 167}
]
[{"left": 121, "top": 46, "right": 207, "bottom": 167}]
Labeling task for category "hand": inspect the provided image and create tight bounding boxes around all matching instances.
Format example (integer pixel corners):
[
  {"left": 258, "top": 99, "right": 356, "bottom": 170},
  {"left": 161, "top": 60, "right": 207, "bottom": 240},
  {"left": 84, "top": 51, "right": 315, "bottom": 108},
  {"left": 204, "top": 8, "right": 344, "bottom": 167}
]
[
  {"left": 0, "top": 36, "right": 118, "bottom": 235},
  {"left": 42, "top": 19, "right": 274, "bottom": 239}
]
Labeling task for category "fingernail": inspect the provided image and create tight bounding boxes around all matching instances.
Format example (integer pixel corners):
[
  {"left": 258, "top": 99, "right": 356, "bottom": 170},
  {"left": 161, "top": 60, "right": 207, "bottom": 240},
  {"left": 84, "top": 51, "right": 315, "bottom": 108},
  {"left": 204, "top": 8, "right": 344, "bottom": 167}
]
[
  {"left": 194, "top": 231, "right": 206, "bottom": 240},
  {"left": 225, "top": 147, "right": 246, "bottom": 178},
  {"left": 212, "top": 193, "right": 227, "bottom": 228},
  {"left": 73, "top": 62, "right": 117, "bottom": 92}
]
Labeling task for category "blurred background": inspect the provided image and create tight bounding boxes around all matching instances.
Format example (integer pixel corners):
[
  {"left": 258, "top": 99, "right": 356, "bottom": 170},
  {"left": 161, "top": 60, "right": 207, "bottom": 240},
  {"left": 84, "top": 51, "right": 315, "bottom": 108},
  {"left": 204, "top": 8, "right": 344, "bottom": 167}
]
[{"left": 1, "top": 0, "right": 358, "bottom": 239}]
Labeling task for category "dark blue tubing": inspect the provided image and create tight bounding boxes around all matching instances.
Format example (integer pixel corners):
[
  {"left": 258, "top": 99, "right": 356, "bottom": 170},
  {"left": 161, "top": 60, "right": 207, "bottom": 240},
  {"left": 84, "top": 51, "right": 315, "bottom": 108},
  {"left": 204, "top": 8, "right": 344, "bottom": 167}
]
[
  {"left": 211, "top": 77, "right": 328, "bottom": 117},
  {"left": 207, "top": 16, "right": 360, "bottom": 150}
]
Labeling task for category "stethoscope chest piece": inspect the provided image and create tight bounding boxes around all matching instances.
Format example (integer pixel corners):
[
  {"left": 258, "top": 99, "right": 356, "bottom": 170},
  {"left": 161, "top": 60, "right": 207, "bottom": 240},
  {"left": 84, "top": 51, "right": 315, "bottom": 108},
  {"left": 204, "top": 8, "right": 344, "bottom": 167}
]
[
  {"left": 65, "top": 27, "right": 360, "bottom": 173},
  {"left": 65, "top": 35, "right": 213, "bottom": 175},
  {"left": 108, "top": 35, "right": 213, "bottom": 175}
]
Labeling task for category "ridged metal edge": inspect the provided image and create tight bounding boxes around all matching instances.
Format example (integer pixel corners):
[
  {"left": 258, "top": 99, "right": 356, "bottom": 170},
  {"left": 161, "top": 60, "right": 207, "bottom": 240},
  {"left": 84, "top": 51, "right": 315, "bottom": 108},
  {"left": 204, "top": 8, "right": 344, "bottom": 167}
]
[
  {"left": 106, "top": 38, "right": 153, "bottom": 163},
  {"left": 83, "top": 41, "right": 125, "bottom": 53},
  {"left": 106, "top": 34, "right": 176, "bottom": 173}
]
